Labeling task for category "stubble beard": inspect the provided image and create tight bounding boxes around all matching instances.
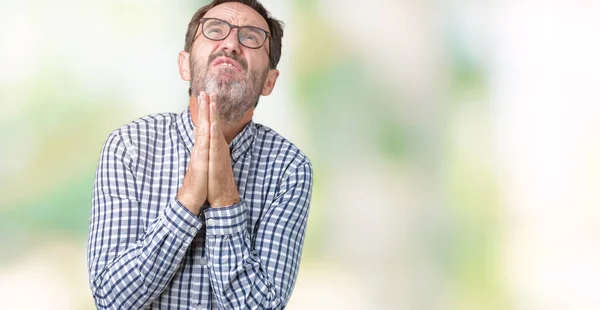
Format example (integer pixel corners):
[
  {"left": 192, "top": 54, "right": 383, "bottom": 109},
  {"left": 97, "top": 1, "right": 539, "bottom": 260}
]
[{"left": 190, "top": 54, "right": 269, "bottom": 123}]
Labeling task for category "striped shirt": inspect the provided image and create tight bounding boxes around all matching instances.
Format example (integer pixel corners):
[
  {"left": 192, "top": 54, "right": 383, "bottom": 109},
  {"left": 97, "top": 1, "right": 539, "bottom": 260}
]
[{"left": 87, "top": 107, "right": 313, "bottom": 309}]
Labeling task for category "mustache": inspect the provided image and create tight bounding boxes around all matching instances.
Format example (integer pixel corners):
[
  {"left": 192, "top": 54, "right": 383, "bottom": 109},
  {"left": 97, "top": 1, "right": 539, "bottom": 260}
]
[{"left": 207, "top": 51, "right": 248, "bottom": 71}]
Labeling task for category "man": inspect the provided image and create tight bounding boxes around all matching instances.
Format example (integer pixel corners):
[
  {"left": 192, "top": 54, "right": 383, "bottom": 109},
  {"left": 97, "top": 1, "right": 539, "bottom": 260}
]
[{"left": 87, "top": 1, "right": 313, "bottom": 309}]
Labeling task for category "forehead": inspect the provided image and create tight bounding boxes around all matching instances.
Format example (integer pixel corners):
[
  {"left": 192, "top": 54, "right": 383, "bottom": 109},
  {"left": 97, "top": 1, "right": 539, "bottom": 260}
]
[{"left": 204, "top": 2, "right": 269, "bottom": 31}]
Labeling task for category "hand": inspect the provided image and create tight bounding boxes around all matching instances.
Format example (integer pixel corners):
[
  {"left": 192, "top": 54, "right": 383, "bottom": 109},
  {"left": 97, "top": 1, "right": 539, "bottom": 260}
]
[
  {"left": 207, "top": 94, "right": 241, "bottom": 208},
  {"left": 176, "top": 92, "right": 210, "bottom": 215}
]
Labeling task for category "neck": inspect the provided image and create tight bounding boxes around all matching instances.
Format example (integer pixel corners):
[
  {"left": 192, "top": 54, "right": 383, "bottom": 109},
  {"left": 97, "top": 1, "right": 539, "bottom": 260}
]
[{"left": 189, "top": 96, "right": 253, "bottom": 144}]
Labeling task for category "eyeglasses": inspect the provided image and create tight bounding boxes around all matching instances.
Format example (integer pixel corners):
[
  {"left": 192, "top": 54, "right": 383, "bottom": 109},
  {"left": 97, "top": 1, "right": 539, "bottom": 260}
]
[{"left": 194, "top": 18, "right": 271, "bottom": 50}]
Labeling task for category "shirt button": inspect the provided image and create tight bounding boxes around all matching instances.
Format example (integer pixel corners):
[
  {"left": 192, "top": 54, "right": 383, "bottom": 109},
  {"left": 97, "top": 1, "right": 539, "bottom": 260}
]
[
  {"left": 207, "top": 261, "right": 213, "bottom": 268},
  {"left": 189, "top": 227, "right": 198, "bottom": 235},
  {"left": 199, "top": 258, "right": 207, "bottom": 266},
  {"left": 196, "top": 306, "right": 204, "bottom": 310},
  {"left": 207, "top": 219, "right": 216, "bottom": 226}
]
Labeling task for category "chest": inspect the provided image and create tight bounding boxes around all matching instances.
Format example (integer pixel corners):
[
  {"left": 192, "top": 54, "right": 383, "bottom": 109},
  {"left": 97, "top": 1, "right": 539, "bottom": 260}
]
[{"left": 134, "top": 142, "right": 280, "bottom": 237}]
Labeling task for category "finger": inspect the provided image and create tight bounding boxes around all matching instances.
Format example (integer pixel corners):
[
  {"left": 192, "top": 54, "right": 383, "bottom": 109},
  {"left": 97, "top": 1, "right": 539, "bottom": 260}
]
[
  {"left": 198, "top": 93, "right": 210, "bottom": 158},
  {"left": 195, "top": 92, "right": 209, "bottom": 137},
  {"left": 198, "top": 119, "right": 210, "bottom": 164},
  {"left": 192, "top": 116, "right": 210, "bottom": 160},
  {"left": 201, "top": 91, "right": 210, "bottom": 124},
  {"left": 194, "top": 92, "right": 203, "bottom": 137},
  {"left": 210, "top": 113, "right": 222, "bottom": 154},
  {"left": 192, "top": 92, "right": 209, "bottom": 168},
  {"left": 195, "top": 92, "right": 205, "bottom": 135},
  {"left": 209, "top": 93, "right": 221, "bottom": 123},
  {"left": 209, "top": 94, "right": 224, "bottom": 139}
]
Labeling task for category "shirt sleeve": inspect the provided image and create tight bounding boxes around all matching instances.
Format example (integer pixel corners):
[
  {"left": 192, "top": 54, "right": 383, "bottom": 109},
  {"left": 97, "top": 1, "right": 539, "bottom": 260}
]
[
  {"left": 203, "top": 159, "right": 313, "bottom": 310},
  {"left": 87, "top": 131, "right": 203, "bottom": 309}
]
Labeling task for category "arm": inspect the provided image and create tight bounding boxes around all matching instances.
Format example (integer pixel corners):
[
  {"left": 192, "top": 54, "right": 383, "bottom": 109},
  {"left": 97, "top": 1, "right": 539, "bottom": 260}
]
[
  {"left": 87, "top": 131, "right": 202, "bottom": 309},
  {"left": 204, "top": 160, "right": 313, "bottom": 309}
]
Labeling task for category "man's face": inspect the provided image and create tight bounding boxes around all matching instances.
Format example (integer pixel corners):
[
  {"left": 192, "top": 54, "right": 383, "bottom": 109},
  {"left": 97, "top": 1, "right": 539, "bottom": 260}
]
[{"left": 183, "top": 2, "right": 277, "bottom": 123}]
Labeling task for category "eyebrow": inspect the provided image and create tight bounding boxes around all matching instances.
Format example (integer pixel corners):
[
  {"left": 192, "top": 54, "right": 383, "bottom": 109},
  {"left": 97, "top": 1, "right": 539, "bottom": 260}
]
[{"left": 204, "top": 15, "right": 268, "bottom": 30}]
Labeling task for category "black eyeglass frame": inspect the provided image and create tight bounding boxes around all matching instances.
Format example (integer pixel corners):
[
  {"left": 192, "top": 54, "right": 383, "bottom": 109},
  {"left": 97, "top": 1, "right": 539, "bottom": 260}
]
[{"left": 192, "top": 17, "right": 271, "bottom": 50}]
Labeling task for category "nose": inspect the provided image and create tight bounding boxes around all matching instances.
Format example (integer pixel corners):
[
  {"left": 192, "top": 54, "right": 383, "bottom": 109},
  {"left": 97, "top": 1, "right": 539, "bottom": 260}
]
[{"left": 219, "top": 28, "right": 241, "bottom": 55}]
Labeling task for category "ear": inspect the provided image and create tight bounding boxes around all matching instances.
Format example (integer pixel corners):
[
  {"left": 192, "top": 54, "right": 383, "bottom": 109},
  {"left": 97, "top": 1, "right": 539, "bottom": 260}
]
[
  {"left": 178, "top": 51, "right": 192, "bottom": 81},
  {"left": 261, "top": 69, "right": 279, "bottom": 96}
]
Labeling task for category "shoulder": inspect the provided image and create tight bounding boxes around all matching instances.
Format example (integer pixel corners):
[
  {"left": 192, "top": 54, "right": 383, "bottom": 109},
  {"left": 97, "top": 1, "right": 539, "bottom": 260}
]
[
  {"left": 252, "top": 122, "right": 312, "bottom": 177},
  {"left": 101, "top": 112, "right": 179, "bottom": 159},
  {"left": 106, "top": 112, "right": 179, "bottom": 148},
  {"left": 112, "top": 112, "right": 178, "bottom": 143}
]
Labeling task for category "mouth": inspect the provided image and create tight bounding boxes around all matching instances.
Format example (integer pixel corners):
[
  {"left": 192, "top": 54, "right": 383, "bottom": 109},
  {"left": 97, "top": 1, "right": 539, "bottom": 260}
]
[{"left": 212, "top": 57, "right": 243, "bottom": 72}]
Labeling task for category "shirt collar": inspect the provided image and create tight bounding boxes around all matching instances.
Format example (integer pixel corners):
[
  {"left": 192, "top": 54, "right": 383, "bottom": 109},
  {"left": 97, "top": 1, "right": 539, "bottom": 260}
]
[
  {"left": 229, "top": 119, "right": 255, "bottom": 163},
  {"left": 176, "top": 107, "right": 255, "bottom": 162}
]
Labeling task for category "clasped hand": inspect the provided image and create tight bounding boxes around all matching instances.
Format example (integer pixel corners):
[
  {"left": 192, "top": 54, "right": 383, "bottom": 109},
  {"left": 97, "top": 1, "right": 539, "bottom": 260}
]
[{"left": 177, "top": 91, "right": 240, "bottom": 215}]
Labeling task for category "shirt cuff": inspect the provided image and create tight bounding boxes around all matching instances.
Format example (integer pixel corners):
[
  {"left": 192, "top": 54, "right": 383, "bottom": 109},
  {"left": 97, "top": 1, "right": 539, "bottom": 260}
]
[
  {"left": 203, "top": 200, "right": 248, "bottom": 236},
  {"left": 160, "top": 198, "right": 203, "bottom": 240}
]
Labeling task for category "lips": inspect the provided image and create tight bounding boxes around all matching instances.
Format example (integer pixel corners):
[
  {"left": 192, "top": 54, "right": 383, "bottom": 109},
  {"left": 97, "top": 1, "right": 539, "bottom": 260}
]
[{"left": 212, "top": 57, "right": 243, "bottom": 72}]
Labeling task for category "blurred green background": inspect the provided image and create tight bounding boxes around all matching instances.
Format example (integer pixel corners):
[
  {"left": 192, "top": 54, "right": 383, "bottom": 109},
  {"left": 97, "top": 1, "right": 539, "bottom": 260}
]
[{"left": 1, "top": 1, "right": 600, "bottom": 309}]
